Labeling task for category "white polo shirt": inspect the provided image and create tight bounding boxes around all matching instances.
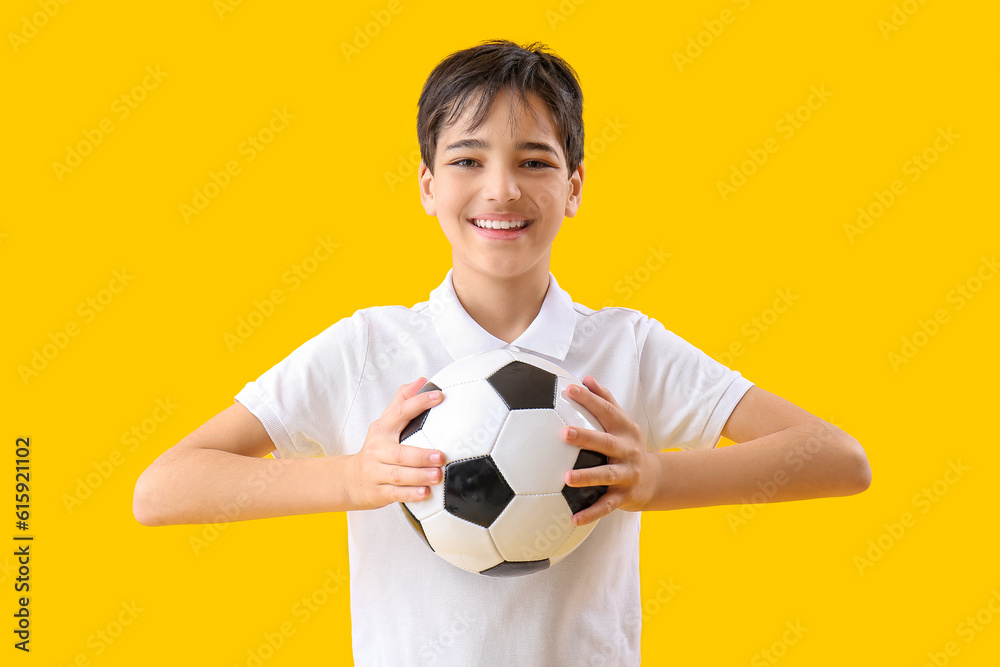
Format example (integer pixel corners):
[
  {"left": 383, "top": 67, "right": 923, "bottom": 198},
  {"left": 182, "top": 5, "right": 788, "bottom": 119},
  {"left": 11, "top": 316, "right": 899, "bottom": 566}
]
[{"left": 235, "top": 268, "right": 753, "bottom": 666}]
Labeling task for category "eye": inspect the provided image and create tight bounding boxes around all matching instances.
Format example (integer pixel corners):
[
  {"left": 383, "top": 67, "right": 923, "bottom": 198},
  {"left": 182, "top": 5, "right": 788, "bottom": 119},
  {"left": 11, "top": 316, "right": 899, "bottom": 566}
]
[
  {"left": 524, "top": 160, "right": 552, "bottom": 169},
  {"left": 451, "top": 158, "right": 479, "bottom": 168}
]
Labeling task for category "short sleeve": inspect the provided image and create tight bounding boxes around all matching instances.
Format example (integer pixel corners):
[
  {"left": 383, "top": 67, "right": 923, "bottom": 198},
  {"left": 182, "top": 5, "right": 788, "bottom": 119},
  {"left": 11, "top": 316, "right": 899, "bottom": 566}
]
[
  {"left": 637, "top": 315, "right": 753, "bottom": 451},
  {"left": 234, "top": 309, "right": 369, "bottom": 459}
]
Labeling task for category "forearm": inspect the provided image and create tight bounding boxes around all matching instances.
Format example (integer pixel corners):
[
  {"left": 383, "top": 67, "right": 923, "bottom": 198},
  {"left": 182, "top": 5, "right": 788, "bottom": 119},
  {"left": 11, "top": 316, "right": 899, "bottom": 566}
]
[
  {"left": 134, "top": 448, "right": 354, "bottom": 526},
  {"left": 645, "top": 422, "right": 871, "bottom": 512}
]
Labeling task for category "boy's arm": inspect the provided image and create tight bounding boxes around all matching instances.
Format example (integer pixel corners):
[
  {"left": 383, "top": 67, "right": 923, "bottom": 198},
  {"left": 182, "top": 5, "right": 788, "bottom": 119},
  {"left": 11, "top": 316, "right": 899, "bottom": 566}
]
[
  {"left": 132, "top": 401, "right": 351, "bottom": 526},
  {"left": 133, "top": 379, "right": 445, "bottom": 526},
  {"left": 561, "top": 378, "right": 871, "bottom": 525},
  {"left": 647, "top": 385, "right": 871, "bottom": 511}
]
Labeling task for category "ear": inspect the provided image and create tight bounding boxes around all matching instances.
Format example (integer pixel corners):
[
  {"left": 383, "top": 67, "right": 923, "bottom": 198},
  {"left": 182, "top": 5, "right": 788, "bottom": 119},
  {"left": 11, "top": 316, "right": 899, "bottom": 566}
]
[
  {"left": 564, "top": 162, "right": 585, "bottom": 218},
  {"left": 418, "top": 160, "right": 436, "bottom": 217}
]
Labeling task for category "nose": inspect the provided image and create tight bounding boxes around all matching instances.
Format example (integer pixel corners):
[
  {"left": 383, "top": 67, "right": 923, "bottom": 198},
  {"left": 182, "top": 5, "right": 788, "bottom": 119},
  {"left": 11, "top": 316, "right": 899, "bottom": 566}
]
[{"left": 481, "top": 164, "right": 520, "bottom": 203}]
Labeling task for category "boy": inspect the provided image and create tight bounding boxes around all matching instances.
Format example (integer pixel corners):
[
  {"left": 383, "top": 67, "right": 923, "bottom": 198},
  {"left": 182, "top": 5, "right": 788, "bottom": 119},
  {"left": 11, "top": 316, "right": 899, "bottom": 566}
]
[{"left": 134, "top": 39, "right": 871, "bottom": 665}]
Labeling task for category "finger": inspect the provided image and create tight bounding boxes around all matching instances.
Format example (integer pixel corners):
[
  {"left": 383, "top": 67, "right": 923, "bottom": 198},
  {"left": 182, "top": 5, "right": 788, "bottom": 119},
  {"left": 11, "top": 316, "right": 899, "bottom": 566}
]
[
  {"left": 565, "top": 462, "right": 627, "bottom": 487},
  {"left": 390, "top": 440, "right": 445, "bottom": 468},
  {"left": 391, "top": 383, "right": 444, "bottom": 429},
  {"left": 397, "top": 377, "right": 428, "bottom": 403},
  {"left": 383, "top": 379, "right": 426, "bottom": 425},
  {"left": 382, "top": 462, "right": 442, "bottom": 488},
  {"left": 563, "top": 382, "right": 626, "bottom": 432},
  {"left": 582, "top": 375, "right": 622, "bottom": 409},
  {"left": 563, "top": 426, "right": 620, "bottom": 458},
  {"left": 572, "top": 492, "right": 620, "bottom": 526},
  {"left": 387, "top": 482, "right": 432, "bottom": 503}
]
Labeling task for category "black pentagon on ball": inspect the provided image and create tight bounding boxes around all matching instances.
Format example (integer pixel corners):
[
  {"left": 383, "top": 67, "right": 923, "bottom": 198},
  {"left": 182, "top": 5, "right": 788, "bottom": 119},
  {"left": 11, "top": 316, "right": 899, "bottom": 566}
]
[
  {"left": 400, "top": 502, "right": 433, "bottom": 552},
  {"left": 486, "top": 361, "right": 557, "bottom": 410},
  {"left": 443, "top": 456, "right": 515, "bottom": 528},
  {"left": 400, "top": 382, "right": 441, "bottom": 442},
  {"left": 561, "top": 448, "right": 610, "bottom": 515},
  {"left": 480, "top": 559, "right": 551, "bottom": 577}
]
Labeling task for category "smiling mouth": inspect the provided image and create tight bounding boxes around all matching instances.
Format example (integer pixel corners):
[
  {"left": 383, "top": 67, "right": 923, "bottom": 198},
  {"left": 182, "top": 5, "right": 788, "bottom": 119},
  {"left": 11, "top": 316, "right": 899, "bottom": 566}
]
[{"left": 467, "top": 218, "right": 533, "bottom": 230}]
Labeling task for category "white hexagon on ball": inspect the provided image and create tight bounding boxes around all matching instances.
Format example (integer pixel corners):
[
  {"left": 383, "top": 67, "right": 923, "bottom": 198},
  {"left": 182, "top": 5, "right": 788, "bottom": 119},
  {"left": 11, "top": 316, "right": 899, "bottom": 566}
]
[
  {"left": 489, "top": 493, "right": 576, "bottom": 562},
  {"left": 421, "top": 510, "right": 504, "bottom": 574},
  {"left": 491, "top": 409, "right": 578, "bottom": 495}
]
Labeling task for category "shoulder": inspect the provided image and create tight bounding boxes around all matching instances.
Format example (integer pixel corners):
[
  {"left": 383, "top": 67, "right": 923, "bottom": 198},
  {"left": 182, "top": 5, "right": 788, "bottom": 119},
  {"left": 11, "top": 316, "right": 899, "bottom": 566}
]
[
  {"left": 564, "top": 302, "right": 665, "bottom": 361},
  {"left": 354, "top": 301, "right": 433, "bottom": 330},
  {"left": 340, "top": 302, "right": 440, "bottom": 353},
  {"left": 571, "top": 300, "right": 656, "bottom": 333},
  {"left": 574, "top": 302, "right": 704, "bottom": 359}
]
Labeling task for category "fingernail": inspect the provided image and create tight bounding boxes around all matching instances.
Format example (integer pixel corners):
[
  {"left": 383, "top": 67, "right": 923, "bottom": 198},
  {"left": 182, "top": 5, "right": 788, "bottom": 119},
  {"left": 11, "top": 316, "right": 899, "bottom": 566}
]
[
  {"left": 429, "top": 391, "right": 442, "bottom": 401},
  {"left": 565, "top": 427, "right": 577, "bottom": 440},
  {"left": 427, "top": 469, "right": 438, "bottom": 481},
  {"left": 569, "top": 470, "right": 580, "bottom": 483},
  {"left": 430, "top": 452, "right": 443, "bottom": 464},
  {"left": 568, "top": 385, "right": 579, "bottom": 396}
]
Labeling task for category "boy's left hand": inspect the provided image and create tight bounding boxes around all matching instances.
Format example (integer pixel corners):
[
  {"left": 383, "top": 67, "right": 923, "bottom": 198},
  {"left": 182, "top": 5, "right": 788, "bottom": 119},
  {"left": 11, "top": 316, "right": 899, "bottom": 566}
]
[{"left": 561, "top": 375, "right": 661, "bottom": 526}]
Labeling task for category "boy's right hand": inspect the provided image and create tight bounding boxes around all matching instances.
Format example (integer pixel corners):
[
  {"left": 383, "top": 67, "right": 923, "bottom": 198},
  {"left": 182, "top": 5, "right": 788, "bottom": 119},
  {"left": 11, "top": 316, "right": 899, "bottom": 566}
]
[{"left": 344, "top": 378, "right": 445, "bottom": 510}]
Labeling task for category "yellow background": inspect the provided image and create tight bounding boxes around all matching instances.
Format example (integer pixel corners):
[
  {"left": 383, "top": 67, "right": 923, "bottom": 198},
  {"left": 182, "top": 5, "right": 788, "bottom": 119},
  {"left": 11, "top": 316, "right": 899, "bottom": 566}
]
[{"left": 3, "top": 0, "right": 998, "bottom": 664}]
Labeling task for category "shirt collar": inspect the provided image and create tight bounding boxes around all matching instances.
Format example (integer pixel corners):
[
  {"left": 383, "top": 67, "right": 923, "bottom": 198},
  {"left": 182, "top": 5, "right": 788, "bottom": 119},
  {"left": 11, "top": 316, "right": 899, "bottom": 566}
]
[{"left": 426, "top": 268, "right": 577, "bottom": 362}]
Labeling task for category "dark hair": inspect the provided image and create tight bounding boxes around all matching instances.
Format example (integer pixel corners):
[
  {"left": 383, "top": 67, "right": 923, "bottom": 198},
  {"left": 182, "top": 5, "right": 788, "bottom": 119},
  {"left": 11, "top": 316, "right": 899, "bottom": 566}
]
[{"left": 417, "top": 39, "right": 584, "bottom": 179}]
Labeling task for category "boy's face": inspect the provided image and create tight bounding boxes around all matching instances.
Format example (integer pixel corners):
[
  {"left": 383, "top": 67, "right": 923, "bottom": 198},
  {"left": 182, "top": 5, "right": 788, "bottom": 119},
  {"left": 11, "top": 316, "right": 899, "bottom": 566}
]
[{"left": 418, "top": 88, "right": 584, "bottom": 282}]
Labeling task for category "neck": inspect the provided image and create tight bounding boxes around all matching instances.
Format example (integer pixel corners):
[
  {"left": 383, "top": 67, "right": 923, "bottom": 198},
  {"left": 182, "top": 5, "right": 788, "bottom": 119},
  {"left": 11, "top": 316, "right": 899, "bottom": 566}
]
[{"left": 450, "top": 261, "right": 550, "bottom": 345}]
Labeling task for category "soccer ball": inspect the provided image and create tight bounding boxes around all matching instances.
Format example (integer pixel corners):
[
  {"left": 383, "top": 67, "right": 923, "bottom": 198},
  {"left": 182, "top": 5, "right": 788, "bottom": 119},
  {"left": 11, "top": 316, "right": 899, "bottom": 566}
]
[{"left": 399, "top": 348, "right": 608, "bottom": 577}]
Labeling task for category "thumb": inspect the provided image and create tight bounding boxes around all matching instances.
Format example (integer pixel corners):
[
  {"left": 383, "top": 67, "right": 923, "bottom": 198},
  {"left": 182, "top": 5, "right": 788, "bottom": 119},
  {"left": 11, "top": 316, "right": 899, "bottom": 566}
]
[{"left": 400, "top": 377, "right": 428, "bottom": 399}]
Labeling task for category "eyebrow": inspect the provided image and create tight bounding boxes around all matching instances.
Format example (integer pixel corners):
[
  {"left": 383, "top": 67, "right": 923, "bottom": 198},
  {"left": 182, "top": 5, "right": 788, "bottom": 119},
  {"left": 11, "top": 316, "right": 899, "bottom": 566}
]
[{"left": 442, "top": 138, "right": 560, "bottom": 159}]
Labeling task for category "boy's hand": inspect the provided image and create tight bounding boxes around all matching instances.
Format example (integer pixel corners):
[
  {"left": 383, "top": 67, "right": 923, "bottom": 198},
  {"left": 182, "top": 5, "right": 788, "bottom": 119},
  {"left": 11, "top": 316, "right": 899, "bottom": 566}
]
[
  {"left": 561, "top": 375, "right": 661, "bottom": 526},
  {"left": 344, "top": 378, "right": 446, "bottom": 510}
]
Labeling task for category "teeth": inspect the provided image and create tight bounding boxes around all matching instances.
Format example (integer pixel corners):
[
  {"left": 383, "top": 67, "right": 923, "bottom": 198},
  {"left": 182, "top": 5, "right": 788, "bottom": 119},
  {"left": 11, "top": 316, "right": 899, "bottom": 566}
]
[{"left": 473, "top": 219, "right": 528, "bottom": 230}]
